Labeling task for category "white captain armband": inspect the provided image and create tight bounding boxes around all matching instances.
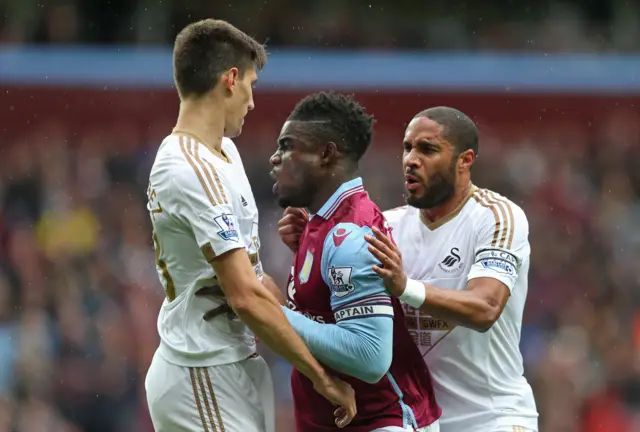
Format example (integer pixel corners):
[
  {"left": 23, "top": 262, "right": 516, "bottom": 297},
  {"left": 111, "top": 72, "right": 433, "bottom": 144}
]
[
  {"left": 475, "top": 248, "right": 518, "bottom": 276},
  {"left": 398, "top": 278, "right": 426, "bottom": 309}
]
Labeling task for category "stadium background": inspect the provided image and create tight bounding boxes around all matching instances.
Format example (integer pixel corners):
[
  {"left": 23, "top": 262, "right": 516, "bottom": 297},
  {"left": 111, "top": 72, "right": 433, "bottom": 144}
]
[{"left": 1, "top": 0, "right": 640, "bottom": 431}]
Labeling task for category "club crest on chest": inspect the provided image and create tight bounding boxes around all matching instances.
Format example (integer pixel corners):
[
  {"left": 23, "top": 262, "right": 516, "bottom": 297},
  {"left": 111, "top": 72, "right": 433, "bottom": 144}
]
[{"left": 298, "top": 250, "right": 314, "bottom": 284}]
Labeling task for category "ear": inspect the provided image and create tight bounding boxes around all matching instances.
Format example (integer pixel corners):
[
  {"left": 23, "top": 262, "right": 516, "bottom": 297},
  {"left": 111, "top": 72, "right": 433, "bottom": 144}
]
[
  {"left": 458, "top": 149, "right": 475, "bottom": 171},
  {"left": 221, "top": 67, "right": 240, "bottom": 93},
  {"left": 320, "top": 142, "right": 339, "bottom": 166}
]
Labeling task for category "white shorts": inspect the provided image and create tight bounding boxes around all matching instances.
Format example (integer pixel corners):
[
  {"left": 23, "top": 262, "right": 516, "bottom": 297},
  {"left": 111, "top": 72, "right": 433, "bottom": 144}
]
[
  {"left": 372, "top": 420, "right": 440, "bottom": 432},
  {"left": 145, "top": 351, "right": 275, "bottom": 432}
]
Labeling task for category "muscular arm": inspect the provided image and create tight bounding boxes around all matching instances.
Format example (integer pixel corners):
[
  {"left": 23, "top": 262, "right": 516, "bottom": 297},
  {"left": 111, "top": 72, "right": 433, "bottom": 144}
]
[
  {"left": 212, "top": 249, "right": 331, "bottom": 382},
  {"left": 283, "top": 223, "right": 394, "bottom": 384},
  {"left": 167, "top": 163, "right": 333, "bottom": 389},
  {"left": 415, "top": 277, "right": 510, "bottom": 332},
  {"left": 261, "top": 272, "right": 286, "bottom": 306},
  {"left": 370, "top": 201, "right": 530, "bottom": 333}
]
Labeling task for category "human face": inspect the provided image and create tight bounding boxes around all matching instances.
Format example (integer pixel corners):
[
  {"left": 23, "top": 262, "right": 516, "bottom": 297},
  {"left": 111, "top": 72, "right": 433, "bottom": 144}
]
[
  {"left": 223, "top": 66, "right": 257, "bottom": 138},
  {"left": 402, "top": 116, "right": 458, "bottom": 209},
  {"left": 269, "top": 121, "right": 323, "bottom": 209}
]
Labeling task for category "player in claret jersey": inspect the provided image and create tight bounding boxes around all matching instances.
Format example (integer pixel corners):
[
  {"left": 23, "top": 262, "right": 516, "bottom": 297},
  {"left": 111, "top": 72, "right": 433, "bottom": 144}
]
[
  {"left": 269, "top": 92, "right": 441, "bottom": 432},
  {"left": 279, "top": 107, "right": 539, "bottom": 432}
]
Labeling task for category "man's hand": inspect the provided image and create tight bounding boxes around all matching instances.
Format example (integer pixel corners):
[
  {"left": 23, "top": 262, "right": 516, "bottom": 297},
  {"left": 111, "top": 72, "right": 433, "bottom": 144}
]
[
  {"left": 364, "top": 226, "right": 408, "bottom": 298},
  {"left": 313, "top": 376, "right": 357, "bottom": 428},
  {"left": 278, "top": 207, "right": 308, "bottom": 253}
]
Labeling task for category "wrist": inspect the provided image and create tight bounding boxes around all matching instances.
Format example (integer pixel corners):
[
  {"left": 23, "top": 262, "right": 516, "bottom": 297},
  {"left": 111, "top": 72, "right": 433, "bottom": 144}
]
[{"left": 398, "top": 278, "right": 426, "bottom": 309}]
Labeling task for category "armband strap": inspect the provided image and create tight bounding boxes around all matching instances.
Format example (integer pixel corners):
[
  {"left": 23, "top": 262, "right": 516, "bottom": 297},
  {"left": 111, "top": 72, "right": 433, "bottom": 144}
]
[{"left": 398, "top": 278, "right": 426, "bottom": 309}]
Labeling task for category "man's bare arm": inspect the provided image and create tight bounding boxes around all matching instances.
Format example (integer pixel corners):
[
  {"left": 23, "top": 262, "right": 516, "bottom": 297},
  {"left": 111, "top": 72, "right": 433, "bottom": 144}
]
[
  {"left": 406, "top": 278, "right": 509, "bottom": 332},
  {"left": 211, "top": 248, "right": 356, "bottom": 427},
  {"left": 365, "top": 226, "right": 510, "bottom": 332},
  {"left": 261, "top": 272, "right": 286, "bottom": 306}
]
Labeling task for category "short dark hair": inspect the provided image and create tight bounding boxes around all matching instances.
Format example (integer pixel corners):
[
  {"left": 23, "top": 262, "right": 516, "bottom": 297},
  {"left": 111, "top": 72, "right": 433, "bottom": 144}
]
[
  {"left": 173, "top": 19, "right": 267, "bottom": 99},
  {"left": 287, "top": 92, "right": 375, "bottom": 163},
  {"left": 415, "top": 107, "right": 479, "bottom": 156}
]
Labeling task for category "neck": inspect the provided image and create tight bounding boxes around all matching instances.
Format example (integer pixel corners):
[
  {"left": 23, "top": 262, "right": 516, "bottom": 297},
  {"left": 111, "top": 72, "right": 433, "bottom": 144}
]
[
  {"left": 174, "top": 97, "right": 226, "bottom": 152},
  {"left": 421, "top": 180, "right": 473, "bottom": 225},
  {"left": 308, "top": 169, "right": 356, "bottom": 214}
]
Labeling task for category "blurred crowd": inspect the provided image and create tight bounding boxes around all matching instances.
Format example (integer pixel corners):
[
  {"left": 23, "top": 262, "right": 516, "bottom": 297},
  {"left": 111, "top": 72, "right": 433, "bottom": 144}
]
[
  {"left": 1, "top": 0, "right": 640, "bottom": 52},
  {"left": 0, "top": 109, "right": 638, "bottom": 431},
  {"left": 1, "top": 0, "right": 640, "bottom": 430}
]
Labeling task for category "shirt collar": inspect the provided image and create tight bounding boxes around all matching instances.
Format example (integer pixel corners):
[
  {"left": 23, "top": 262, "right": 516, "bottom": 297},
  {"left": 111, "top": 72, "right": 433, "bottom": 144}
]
[{"left": 311, "top": 177, "right": 364, "bottom": 220}]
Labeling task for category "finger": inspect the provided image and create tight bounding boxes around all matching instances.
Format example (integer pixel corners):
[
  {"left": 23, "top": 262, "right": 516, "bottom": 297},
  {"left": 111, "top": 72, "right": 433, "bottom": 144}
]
[
  {"left": 333, "top": 407, "right": 346, "bottom": 418},
  {"left": 284, "top": 207, "right": 308, "bottom": 221},
  {"left": 371, "top": 226, "right": 397, "bottom": 250},
  {"left": 278, "top": 223, "right": 304, "bottom": 236},
  {"left": 335, "top": 408, "right": 353, "bottom": 428},
  {"left": 339, "top": 403, "right": 357, "bottom": 428},
  {"left": 365, "top": 236, "right": 399, "bottom": 264},
  {"left": 367, "top": 245, "right": 394, "bottom": 267},
  {"left": 277, "top": 219, "right": 307, "bottom": 235},
  {"left": 371, "top": 265, "right": 392, "bottom": 278}
]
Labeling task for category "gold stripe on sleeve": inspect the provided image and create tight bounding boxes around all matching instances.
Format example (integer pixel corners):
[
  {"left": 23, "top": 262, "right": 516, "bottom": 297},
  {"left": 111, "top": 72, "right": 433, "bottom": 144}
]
[
  {"left": 189, "top": 138, "right": 224, "bottom": 204},
  {"left": 484, "top": 190, "right": 515, "bottom": 249},
  {"left": 471, "top": 191, "right": 501, "bottom": 246},
  {"left": 202, "top": 157, "right": 228, "bottom": 204},
  {"left": 479, "top": 189, "right": 510, "bottom": 248},
  {"left": 179, "top": 136, "right": 219, "bottom": 207}
]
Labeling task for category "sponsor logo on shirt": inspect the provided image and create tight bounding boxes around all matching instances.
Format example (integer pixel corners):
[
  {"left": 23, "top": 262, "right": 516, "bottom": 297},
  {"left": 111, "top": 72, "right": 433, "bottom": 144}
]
[
  {"left": 438, "top": 247, "right": 464, "bottom": 273},
  {"left": 214, "top": 214, "right": 239, "bottom": 242},
  {"left": 332, "top": 228, "right": 351, "bottom": 247},
  {"left": 327, "top": 266, "right": 355, "bottom": 297}
]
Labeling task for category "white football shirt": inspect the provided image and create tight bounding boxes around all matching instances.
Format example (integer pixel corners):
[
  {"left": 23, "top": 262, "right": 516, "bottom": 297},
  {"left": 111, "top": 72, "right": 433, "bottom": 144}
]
[
  {"left": 384, "top": 185, "right": 538, "bottom": 432},
  {"left": 146, "top": 132, "right": 262, "bottom": 367}
]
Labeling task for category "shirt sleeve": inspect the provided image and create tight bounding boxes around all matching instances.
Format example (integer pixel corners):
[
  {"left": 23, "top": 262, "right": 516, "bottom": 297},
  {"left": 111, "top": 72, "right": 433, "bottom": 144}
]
[
  {"left": 168, "top": 155, "right": 244, "bottom": 260},
  {"left": 282, "top": 222, "right": 394, "bottom": 384},
  {"left": 467, "top": 201, "right": 530, "bottom": 292}
]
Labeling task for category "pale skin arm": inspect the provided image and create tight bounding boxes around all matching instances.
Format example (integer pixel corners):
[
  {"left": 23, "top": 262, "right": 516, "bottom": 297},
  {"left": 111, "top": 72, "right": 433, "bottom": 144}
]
[
  {"left": 205, "top": 248, "right": 357, "bottom": 427},
  {"left": 364, "top": 226, "right": 510, "bottom": 332}
]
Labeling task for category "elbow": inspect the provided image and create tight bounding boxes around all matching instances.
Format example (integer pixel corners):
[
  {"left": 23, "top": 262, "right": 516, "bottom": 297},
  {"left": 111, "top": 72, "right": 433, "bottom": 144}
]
[
  {"left": 227, "top": 286, "right": 263, "bottom": 318},
  {"left": 358, "top": 351, "right": 392, "bottom": 384},
  {"left": 471, "top": 304, "right": 502, "bottom": 333}
]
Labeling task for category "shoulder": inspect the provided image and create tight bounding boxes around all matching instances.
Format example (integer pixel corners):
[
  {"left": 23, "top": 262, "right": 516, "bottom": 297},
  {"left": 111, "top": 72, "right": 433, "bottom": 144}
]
[
  {"left": 383, "top": 205, "right": 411, "bottom": 228},
  {"left": 471, "top": 187, "right": 527, "bottom": 225},
  {"left": 342, "top": 194, "right": 388, "bottom": 230},
  {"left": 470, "top": 187, "right": 529, "bottom": 245}
]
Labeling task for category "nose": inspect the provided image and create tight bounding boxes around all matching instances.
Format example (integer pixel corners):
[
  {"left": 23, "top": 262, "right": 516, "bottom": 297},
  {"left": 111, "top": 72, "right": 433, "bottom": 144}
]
[
  {"left": 247, "top": 98, "right": 255, "bottom": 111},
  {"left": 269, "top": 151, "right": 281, "bottom": 167},
  {"left": 403, "top": 148, "right": 421, "bottom": 171}
]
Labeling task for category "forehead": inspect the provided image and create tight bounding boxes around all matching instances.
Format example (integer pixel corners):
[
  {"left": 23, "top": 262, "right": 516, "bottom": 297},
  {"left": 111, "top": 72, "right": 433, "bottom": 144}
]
[{"left": 404, "top": 116, "right": 444, "bottom": 142}]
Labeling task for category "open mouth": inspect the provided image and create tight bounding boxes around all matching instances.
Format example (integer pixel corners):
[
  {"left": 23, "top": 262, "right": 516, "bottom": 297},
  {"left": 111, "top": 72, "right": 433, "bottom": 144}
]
[
  {"left": 404, "top": 174, "right": 421, "bottom": 192},
  {"left": 270, "top": 170, "right": 279, "bottom": 194}
]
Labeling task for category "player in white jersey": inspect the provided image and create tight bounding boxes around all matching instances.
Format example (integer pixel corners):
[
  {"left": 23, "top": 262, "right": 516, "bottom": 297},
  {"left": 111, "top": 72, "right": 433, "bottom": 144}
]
[
  {"left": 144, "top": 19, "right": 356, "bottom": 432},
  {"left": 279, "top": 107, "right": 538, "bottom": 431}
]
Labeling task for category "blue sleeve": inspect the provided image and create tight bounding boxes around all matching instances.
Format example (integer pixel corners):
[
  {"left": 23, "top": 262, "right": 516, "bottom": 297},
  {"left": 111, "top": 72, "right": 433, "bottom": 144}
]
[{"left": 282, "top": 222, "right": 393, "bottom": 384}]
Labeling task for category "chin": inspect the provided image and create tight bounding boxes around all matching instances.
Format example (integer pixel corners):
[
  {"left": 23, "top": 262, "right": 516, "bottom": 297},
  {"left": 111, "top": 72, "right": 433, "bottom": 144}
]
[{"left": 277, "top": 196, "right": 292, "bottom": 209}]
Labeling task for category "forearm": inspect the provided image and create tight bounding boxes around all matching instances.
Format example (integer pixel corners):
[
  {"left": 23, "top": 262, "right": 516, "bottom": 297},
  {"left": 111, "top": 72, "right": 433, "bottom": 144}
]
[
  {"left": 283, "top": 307, "right": 390, "bottom": 383},
  {"left": 232, "top": 288, "right": 329, "bottom": 384},
  {"left": 261, "top": 272, "right": 286, "bottom": 306},
  {"left": 411, "top": 281, "right": 499, "bottom": 332}
]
